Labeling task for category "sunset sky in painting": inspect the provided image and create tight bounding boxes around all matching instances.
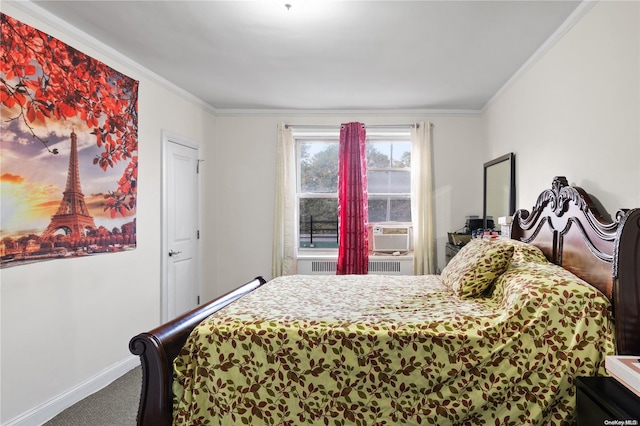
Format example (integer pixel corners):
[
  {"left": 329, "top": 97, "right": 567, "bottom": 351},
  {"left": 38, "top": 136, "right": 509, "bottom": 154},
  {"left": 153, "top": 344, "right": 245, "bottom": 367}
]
[{"left": 0, "top": 112, "right": 133, "bottom": 238}]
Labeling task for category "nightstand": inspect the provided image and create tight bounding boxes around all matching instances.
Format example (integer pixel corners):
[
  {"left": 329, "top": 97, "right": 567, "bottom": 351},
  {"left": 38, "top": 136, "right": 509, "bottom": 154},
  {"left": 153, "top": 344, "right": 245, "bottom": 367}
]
[
  {"left": 445, "top": 243, "right": 462, "bottom": 266},
  {"left": 575, "top": 376, "right": 640, "bottom": 425}
]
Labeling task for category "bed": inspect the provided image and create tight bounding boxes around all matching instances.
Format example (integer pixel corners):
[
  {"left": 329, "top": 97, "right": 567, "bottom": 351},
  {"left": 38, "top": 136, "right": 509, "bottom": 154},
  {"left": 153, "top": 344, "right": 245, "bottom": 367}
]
[{"left": 129, "top": 176, "right": 640, "bottom": 425}]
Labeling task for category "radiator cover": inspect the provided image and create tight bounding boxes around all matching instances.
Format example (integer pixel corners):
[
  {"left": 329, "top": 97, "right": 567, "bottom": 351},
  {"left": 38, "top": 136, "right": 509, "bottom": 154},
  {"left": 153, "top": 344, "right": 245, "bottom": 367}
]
[{"left": 297, "top": 255, "right": 414, "bottom": 275}]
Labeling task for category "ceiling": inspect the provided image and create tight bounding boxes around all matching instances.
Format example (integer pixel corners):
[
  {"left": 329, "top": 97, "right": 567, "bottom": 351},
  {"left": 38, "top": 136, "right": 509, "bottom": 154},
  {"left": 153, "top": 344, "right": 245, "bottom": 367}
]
[{"left": 24, "top": 0, "right": 583, "bottom": 112}]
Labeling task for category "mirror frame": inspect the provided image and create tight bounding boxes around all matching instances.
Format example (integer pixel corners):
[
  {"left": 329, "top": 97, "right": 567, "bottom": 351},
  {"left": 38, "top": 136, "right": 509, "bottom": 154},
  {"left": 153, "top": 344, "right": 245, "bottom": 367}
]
[{"left": 483, "top": 153, "right": 516, "bottom": 229}]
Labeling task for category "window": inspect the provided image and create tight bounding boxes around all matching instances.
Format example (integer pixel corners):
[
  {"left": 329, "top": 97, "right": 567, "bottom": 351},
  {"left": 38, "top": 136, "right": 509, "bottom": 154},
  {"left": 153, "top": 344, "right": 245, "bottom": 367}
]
[{"left": 296, "top": 132, "right": 412, "bottom": 249}]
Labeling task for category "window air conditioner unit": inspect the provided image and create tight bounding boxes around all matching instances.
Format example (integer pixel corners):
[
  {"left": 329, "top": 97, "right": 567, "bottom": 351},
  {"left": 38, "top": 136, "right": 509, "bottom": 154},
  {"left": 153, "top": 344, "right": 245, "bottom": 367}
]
[{"left": 372, "top": 224, "right": 413, "bottom": 253}]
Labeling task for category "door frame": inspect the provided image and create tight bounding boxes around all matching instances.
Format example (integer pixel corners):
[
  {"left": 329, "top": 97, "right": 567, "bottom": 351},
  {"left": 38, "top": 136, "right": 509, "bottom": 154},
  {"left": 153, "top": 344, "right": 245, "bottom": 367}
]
[{"left": 161, "top": 129, "right": 201, "bottom": 323}]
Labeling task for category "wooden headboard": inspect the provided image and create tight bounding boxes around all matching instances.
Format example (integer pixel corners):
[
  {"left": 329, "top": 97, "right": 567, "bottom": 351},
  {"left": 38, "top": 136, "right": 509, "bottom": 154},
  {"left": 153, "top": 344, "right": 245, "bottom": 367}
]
[{"left": 510, "top": 176, "right": 640, "bottom": 355}]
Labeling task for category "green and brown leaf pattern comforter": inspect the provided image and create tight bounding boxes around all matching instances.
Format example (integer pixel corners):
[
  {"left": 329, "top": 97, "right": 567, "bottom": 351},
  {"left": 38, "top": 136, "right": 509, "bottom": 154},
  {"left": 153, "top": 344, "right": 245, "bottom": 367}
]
[{"left": 173, "top": 262, "right": 615, "bottom": 425}]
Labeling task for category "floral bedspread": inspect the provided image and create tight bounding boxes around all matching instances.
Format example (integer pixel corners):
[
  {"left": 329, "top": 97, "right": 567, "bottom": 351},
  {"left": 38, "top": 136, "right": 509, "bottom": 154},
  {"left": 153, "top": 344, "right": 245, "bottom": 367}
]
[{"left": 173, "top": 266, "right": 615, "bottom": 425}]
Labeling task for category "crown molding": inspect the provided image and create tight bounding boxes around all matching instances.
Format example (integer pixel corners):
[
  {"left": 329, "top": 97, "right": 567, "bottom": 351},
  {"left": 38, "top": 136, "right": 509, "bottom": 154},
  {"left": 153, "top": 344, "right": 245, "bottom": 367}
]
[
  {"left": 213, "top": 108, "right": 482, "bottom": 117},
  {"left": 3, "top": 0, "right": 218, "bottom": 116},
  {"left": 482, "top": 0, "right": 598, "bottom": 113}
]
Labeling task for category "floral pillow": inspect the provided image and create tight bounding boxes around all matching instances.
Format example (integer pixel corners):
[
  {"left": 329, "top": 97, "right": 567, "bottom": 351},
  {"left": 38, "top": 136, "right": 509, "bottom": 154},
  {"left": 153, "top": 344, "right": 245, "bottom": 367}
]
[
  {"left": 495, "top": 238, "right": 548, "bottom": 264},
  {"left": 441, "top": 238, "right": 515, "bottom": 298}
]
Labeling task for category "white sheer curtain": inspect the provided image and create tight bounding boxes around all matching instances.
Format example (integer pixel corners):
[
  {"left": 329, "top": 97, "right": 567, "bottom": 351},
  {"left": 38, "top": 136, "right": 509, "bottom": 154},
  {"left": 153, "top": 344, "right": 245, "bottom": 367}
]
[
  {"left": 272, "top": 122, "right": 297, "bottom": 277},
  {"left": 411, "top": 121, "right": 437, "bottom": 274}
]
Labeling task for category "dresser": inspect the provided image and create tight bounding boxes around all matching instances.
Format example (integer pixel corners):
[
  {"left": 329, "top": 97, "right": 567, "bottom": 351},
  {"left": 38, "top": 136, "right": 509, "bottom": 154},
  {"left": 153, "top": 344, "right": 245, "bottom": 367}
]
[{"left": 444, "top": 243, "right": 462, "bottom": 266}]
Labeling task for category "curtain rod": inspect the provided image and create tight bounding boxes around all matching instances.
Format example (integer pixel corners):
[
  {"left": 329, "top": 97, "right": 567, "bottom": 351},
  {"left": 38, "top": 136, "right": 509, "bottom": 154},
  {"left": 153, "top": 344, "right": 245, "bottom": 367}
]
[{"left": 285, "top": 123, "right": 420, "bottom": 130}]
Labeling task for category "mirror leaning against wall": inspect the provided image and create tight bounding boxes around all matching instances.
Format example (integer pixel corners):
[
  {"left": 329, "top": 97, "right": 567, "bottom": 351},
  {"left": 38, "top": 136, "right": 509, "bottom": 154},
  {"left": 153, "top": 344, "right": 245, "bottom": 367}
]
[{"left": 483, "top": 153, "right": 515, "bottom": 231}]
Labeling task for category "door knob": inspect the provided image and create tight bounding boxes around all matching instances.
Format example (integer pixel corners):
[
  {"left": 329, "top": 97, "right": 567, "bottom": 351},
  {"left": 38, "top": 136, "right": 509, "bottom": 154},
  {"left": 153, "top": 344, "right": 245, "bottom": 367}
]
[{"left": 169, "top": 250, "right": 182, "bottom": 257}]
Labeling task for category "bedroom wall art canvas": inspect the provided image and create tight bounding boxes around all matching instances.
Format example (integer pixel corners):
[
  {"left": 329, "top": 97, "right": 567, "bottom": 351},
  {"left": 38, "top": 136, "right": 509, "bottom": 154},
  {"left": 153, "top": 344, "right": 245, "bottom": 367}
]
[{"left": 0, "top": 13, "right": 139, "bottom": 268}]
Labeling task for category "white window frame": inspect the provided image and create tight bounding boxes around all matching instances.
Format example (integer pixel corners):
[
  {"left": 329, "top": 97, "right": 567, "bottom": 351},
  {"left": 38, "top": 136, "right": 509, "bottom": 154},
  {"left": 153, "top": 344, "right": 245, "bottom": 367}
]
[
  {"left": 296, "top": 132, "right": 339, "bottom": 253},
  {"left": 294, "top": 130, "right": 412, "bottom": 253}
]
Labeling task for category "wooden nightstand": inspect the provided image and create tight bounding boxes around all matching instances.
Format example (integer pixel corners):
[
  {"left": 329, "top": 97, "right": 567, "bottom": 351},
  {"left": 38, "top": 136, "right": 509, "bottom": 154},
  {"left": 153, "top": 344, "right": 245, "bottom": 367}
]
[
  {"left": 445, "top": 242, "right": 461, "bottom": 266},
  {"left": 575, "top": 376, "right": 640, "bottom": 425}
]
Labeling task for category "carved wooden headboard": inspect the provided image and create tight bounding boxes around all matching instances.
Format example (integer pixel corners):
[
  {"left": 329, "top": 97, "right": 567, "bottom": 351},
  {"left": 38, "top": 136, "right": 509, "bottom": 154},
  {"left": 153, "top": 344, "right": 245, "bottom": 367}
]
[{"left": 510, "top": 176, "right": 640, "bottom": 355}]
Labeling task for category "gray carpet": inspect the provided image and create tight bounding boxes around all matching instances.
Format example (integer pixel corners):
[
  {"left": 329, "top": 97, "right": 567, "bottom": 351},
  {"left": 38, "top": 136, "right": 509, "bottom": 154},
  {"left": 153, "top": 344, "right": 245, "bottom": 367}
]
[{"left": 44, "top": 366, "right": 141, "bottom": 426}]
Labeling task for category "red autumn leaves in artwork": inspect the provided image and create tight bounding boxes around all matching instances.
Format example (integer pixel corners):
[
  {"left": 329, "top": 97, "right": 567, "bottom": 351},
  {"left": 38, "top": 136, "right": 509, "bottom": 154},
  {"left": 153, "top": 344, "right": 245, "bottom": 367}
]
[{"left": 1, "top": 13, "right": 139, "bottom": 218}]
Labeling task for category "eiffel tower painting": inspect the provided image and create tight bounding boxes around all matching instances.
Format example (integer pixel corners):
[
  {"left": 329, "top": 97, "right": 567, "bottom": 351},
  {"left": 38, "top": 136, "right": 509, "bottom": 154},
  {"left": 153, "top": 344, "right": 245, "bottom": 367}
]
[{"left": 41, "top": 131, "right": 97, "bottom": 240}]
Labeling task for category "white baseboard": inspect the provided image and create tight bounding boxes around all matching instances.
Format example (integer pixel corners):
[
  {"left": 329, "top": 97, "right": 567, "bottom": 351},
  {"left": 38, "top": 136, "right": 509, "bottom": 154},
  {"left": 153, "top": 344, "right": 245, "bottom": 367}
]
[{"left": 4, "top": 355, "right": 140, "bottom": 426}]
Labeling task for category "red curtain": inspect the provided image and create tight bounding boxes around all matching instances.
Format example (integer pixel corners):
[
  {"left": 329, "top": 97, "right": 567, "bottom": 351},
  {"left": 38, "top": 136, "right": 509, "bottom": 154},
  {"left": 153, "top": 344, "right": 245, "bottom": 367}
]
[{"left": 336, "top": 122, "right": 369, "bottom": 275}]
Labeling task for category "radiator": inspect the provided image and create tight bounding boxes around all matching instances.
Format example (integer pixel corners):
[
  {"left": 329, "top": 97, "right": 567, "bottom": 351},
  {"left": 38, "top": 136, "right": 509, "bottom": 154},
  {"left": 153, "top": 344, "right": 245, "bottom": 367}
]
[{"left": 298, "top": 256, "right": 414, "bottom": 275}]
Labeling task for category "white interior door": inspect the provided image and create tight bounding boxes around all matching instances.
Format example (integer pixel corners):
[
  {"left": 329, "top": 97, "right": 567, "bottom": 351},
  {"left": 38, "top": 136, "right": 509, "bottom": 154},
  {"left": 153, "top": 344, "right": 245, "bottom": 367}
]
[{"left": 162, "top": 131, "right": 200, "bottom": 322}]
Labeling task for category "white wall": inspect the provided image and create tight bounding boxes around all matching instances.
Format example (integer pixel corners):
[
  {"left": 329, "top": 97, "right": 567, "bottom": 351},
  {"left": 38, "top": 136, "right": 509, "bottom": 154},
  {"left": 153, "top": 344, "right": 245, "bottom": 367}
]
[
  {"left": 3, "top": 0, "right": 638, "bottom": 424},
  {"left": 209, "top": 0, "right": 640, "bottom": 302},
  {"left": 0, "top": 3, "right": 216, "bottom": 424},
  {"left": 483, "top": 1, "right": 640, "bottom": 215},
  {"left": 208, "top": 113, "right": 483, "bottom": 296}
]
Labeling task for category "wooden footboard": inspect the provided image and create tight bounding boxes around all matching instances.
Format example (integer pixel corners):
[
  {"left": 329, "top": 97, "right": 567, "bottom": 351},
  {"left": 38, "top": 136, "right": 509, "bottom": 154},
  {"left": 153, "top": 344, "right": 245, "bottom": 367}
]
[{"left": 129, "top": 276, "right": 267, "bottom": 426}]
